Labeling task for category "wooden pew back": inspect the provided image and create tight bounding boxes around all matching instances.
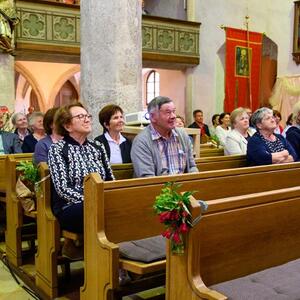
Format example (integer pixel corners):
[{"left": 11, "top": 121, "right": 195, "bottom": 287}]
[
  {"left": 166, "top": 187, "right": 300, "bottom": 299},
  {"left": 81, "top": 162, "right": 300, "bottom": 299}
]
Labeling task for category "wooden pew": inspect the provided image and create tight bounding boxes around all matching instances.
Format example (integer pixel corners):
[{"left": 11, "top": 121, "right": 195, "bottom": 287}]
[
  {"left": 80, "top": 162, "right": 300, "bottom": 299},
  {"left": 200, "top": 146, "right": 224, "bottom": 157},
  {"left": 5, "top": 153, "right": 35, "bottom": 267},
  {"left": 166, "top": 186, "right": 300, "bottom": 299}
]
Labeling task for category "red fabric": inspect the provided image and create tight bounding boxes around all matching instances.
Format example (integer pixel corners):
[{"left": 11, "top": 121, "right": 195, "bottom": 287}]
[{"left": 224, "top": 27, "right": 263, "bottom": 112}]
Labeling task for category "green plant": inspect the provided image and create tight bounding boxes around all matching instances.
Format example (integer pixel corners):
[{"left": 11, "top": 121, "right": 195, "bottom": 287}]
[
  {"left": 16, "top": 161, "right": 40, "bottom": 185},
  {"left": 153, "top": 182, "right": 195, "bottom": 254}
]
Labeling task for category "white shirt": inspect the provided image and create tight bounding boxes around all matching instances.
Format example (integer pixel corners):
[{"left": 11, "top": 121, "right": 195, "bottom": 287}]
[
  {"left": 104, "top": 132, "right": 126, "bottom": 164},
  {"left": 215, "top": 125, "right": 231, "bottom": 147}
]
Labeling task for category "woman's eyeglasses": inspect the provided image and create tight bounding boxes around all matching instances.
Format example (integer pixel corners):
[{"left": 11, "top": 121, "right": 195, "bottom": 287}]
[{"left": 71, "top": 114, "right": 93, "bottom": 121}]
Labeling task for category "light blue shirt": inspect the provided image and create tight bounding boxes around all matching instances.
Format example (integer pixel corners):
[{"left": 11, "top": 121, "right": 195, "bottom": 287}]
[{"left": 0, "top": 134, "right": 4, "bottom": 155}]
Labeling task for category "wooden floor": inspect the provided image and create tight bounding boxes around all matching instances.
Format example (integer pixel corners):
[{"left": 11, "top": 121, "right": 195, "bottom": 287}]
[{"left": 0, "top": 241, "right": 165, "bottom": 300}]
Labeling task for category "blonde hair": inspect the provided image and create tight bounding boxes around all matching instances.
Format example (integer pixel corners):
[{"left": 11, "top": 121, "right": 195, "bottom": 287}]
[
  {"left": 230, "top": 107, "right": 247, "bottom": 128},
  {"left": 292, "top": 101, "right": 300, "bottom": 124}
]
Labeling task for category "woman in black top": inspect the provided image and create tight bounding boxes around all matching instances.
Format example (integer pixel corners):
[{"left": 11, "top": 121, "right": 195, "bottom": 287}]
[{"left": 95, "top": 104, "right": 132, "bottom": 164}]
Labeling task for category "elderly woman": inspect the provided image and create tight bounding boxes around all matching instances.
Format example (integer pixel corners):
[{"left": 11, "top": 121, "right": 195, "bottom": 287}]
[
  {"left": 34, "top": 107, "right": 62, "bottom": 165},
  {"left": 247, "top": 107, "right": 297, "bottom": 166},
  {"left": 22, "top": 112, "right": 45, "bottom": 153},
  {"left": 11, "top": 112, "right": 30, "bottom": 143},
  {"left": 286, "top": 102, "right": 300, "bottom": 157},
  {"left": 215, "top": 112, "right": 231, "bottom": 146},
  {"left": 224, "top": 107, "right": 255, "bottom": 155},
  {"left": 95, "top": 104, "right": 132, "bottom": 164},
  {"left": 48, "top": 103, "right": 114, "bottom": 236}
]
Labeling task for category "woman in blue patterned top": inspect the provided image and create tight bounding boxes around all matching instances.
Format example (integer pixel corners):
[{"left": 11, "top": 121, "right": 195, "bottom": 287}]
[
  {"left": 48, "top": 102, "right": 114, "bottom": 234},
  {"left": 247, "top": 107, "right": 297, "bottom": 166}
]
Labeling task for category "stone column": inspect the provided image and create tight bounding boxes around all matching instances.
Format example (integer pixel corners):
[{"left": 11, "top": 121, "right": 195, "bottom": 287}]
[
  {"left": 185, "top": 0, "right": 197, "bottom": 125},
  {"left": 80, "top": 0, "right": 142, "bottom": 136},
  {"left": 0, "top": 54, "right": 14, "bottom": 112}
]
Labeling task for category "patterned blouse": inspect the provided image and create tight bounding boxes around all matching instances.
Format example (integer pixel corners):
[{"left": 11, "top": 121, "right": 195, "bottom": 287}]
[
  {"left": 258, "top": 132, "right": 285, "bottom": 153},
  {"left": 48, "top": 135, "right": 114, "bottom": 215}
]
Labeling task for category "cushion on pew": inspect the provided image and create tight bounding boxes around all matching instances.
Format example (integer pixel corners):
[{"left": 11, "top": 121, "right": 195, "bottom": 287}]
[
  {"left": 211, "top": 258, "right": 300, "bottom": 300},
  {"left": 119, "top": 235, "right": 166, "bottom": 263}
]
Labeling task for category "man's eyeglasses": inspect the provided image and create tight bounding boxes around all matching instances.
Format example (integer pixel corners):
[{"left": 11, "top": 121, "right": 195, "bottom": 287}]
[{"left": 71, "top": 114, "right": 93, "bottom": 121}]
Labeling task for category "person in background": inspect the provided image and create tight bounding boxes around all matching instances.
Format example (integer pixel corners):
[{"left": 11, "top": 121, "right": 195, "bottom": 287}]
[
  {"left": 247, "top": 107, "right": 297, "bottom": 166},
  {"left": 131, "top": 96, "right": 198, "bottom": 177},
  {"left": 188, "top": 109, "right": 210, "bottom": 137},
  {"left": 34, "top": 107, "right": 62, "bottom": 165},
  {"left": 11, "top": 112, "right": 30, "bottom": 143},
  {"left": 282, "top": 113, "right": 293, "bottom": 138},
  {"left": 286, "top": 102, "right": 300, "bottom": 158},
  {"left": 175, "top": 115, "right": 185, "bottom": 128},
  {"left": 215, "top": 112, "right": 231, "bottom": 147},
  {"left": 273, "top": 109, "right": 283, "bottom": 134},
  {"left": 95, "top": 104, "right": 131, "bottom": 164},
  {"left": 26, "top": 106, "right": 35, "bottom": 119},
  {"left": 0, "top": 112, "right": 22, "bottom": 154},
  {"left": 224, "top": 107, "right": 255, "bottom": 155},
  {"left": 22, "top": 112, "right": 45, "bottom": 153},
  {"left": 209, "top": 114, "right": 220, "bottom": 136},
  {"left": 48, "top": 103, "right": 114, "bottom": 259}
]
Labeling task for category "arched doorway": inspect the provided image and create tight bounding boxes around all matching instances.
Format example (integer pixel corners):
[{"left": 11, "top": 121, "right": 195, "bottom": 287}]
[{"left": 54, "top": 78, "right": 79, "bottom": 107}]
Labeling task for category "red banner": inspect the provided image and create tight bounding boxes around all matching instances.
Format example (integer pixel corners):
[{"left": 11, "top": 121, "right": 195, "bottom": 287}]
[{"left": 224, "top": 27, "right": 263, "bottom": 112}]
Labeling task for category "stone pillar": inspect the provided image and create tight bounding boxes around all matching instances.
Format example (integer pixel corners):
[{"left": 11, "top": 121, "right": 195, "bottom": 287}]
[
  {"left": 185, "top": 0, "right": 197, "bottom": 125},
  {"left": 80, "top": 0, "right": 142, "bottom": 136},
  {"left": 0, "top": 54, "right": 14, "bottom": 112}
]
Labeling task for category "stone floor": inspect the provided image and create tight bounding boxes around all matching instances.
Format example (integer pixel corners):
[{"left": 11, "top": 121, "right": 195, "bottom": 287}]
[{"left": 0, "top": 241, "right": 165, "bottom": 300}]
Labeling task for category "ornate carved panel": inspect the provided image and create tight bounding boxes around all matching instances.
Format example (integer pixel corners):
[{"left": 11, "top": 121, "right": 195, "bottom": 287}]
[{"left": 21, "top": 11, "right": 46, "bottom": 39}]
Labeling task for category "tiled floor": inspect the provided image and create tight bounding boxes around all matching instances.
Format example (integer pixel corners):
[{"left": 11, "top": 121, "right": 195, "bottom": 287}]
[{"left": 0, "top": 241, "right": 165, "bottom": 300}]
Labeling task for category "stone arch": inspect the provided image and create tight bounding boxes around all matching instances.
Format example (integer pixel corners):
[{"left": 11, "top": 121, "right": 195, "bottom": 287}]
[
  {"left": 15, "top": 61, "right": 46, "bottom": 111},
  {"left": 49, "top": 65, "right": 81, "bottom": 108}
]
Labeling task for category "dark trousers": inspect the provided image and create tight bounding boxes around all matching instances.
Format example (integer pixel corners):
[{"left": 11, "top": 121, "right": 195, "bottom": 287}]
[{"left": 57, "top": 202, "right": 83, "bottom": 234}]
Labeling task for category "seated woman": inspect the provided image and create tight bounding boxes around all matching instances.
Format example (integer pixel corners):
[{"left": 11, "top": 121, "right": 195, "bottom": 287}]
[
  {"left": 34, "top": 107, "right": 62, "bottom": 165},
  {"left": 48, "top": 103, "right": 114, "bottom": 235},
  {"left": 247, "top": 107, "right": 297, "bottom": 166},
  {"left": 286, "top": 102, "right": 300, "bottom": 157},
  {"left": 11, "top": 112, "right": 30, "bottom": 143},
  {"left": 224, "top": 107, "right": 255, "bottom": 155},
  {"left": 95, "top": 104, "right": 132, "bottom": 164},
  {"left": 215, "top": 112, "right": 231, "bottom": 146},
  {"left": 22, "top": 112, "right": 46, "bottom": 153},
  {"left": 209, "top": 113, "right": 220, "bottom": 136}
]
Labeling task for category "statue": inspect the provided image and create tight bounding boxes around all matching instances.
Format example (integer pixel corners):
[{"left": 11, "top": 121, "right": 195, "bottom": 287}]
[{"left": 0, "top": 1, "right": 19, "bottom": 55}]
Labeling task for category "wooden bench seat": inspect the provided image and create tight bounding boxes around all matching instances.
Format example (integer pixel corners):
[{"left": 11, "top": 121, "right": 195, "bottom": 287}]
[
  {"left": 166, "top": 186, "right": 300, "bottom": 299},
  {"left": 80, "top": 162, "right": 300, "bottom": 299}
]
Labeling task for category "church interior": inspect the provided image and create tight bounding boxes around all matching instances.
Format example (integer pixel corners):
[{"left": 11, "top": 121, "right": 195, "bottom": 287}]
[{"left": 1, "top": 0, "right": 300, "bottom": 299}]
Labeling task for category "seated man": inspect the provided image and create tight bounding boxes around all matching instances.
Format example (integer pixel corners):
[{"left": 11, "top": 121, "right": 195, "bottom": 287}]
[
  {"left": 188, "top": 109, "right": 210, "bottom": 137},
  {"left": 0, "top": 112, "right": 22, "bottom": 154},
  {"left": 131, "top": 96, "right": 198, "bottom": 177}
]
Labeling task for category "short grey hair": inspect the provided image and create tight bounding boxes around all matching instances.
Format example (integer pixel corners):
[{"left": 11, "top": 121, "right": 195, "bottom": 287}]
[
  {"left": 11, "top": 112, "right": 26, "bottom": 125},
  {"left": 251, "top": 107, "right": 273, "bottom": 128},
  {"left": 28, "top": 112, "right": 44, "bottom": 128},
  {"left": 147, "top": 96, "right": 173, "bottom": 114}
]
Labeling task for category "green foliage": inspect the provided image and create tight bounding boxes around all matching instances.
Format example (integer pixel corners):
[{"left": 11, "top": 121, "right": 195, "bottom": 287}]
[
  {"left": 210, "top": 134, "right": 220, "bottom": 147},
  {"left": 16, "top": 161, "right": 40, "bottom": 184}
]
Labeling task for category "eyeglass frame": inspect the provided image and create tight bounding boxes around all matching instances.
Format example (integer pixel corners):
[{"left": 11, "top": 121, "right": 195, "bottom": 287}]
[{"left": 71, "top": 113, "right": 93, "bottom": 121}]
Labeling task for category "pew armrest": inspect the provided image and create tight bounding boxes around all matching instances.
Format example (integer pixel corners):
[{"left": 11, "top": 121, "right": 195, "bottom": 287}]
[{"left": 119, "top": 258, "right": 166, "bottom": 275}]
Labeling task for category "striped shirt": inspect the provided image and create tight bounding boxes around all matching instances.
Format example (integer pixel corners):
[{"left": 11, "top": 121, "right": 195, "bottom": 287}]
[{"left": 150, "top": 125, "right": 186, "bottom": 175}]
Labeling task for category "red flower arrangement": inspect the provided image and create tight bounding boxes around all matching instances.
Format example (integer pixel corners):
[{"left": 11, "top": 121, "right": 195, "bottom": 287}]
[{"left": 153, "top": 182, "right": 195, "bottom": 254}]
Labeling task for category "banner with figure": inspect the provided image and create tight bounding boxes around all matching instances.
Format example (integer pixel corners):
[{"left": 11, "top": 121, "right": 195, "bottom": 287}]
[{"left": 224, "top": 27, "right": 263, "bottom": 112}]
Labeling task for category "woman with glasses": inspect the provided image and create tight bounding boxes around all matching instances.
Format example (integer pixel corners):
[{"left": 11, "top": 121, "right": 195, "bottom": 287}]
[
  {"left": 247, "top": 107, "right": 297, "bottom": 166},
  {"left": 95, "top": 104, "right": 132, "bottom": 164},
  {"left": 48, "top": 103, "right": 114, "bottom": 258}
]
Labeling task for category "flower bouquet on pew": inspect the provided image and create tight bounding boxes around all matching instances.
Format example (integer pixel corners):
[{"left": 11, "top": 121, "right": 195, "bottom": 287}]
[{"left": 153, "top": 182, "right": 195, "bottom": 255}]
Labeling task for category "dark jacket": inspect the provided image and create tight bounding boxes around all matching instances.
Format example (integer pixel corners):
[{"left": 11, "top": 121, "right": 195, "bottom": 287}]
[
  {"left": 94, "top": 134, "right": 132, "bottom": 163},
  {"left": 247, "top": 132, "right": 298, "bottom": 166},
  {"left": 286, "top": 126, "right": 300, "bottom": 157},
  {"left": 188, "top": 122, "right": 210, "bottom": 137},
  {"left": 22, "top": 134, "right": 38, "bottom": 153}
]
